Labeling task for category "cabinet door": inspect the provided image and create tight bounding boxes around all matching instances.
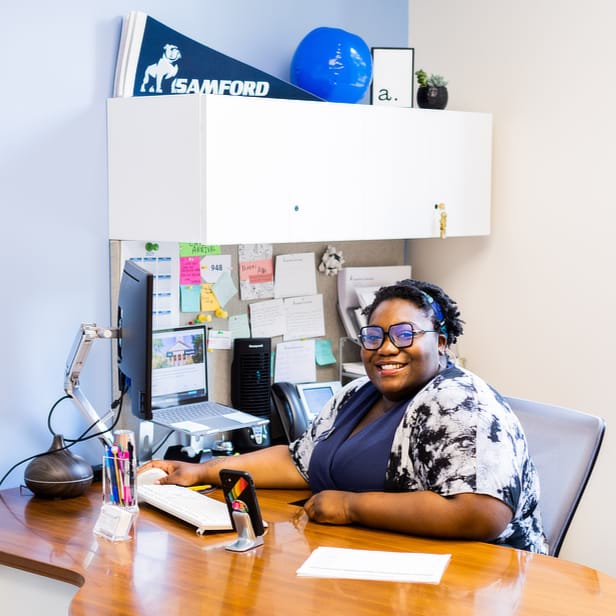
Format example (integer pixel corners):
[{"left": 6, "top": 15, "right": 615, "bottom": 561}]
[
  {"left": 363, "top": 108, "right": 436, "bottom": 239},
  {"left": 204, "top": 97, "right": 367, "bottom": 244},
  {"left": 421, "top": 110, "right": 492, "bottom": 237},
  {"left": 363, "top": 108, "right": 492, "bottom": 240},
  {"left": 203, "top": 95, "right": 295, "bottom": 244},
  {"left": 285, "top": 101, "right": 366, "bottom": 242}
]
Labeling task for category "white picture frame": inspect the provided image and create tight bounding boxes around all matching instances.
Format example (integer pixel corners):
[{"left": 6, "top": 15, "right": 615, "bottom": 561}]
[{"left": 370, "top": 47, "right": 415, "bottom": 108}]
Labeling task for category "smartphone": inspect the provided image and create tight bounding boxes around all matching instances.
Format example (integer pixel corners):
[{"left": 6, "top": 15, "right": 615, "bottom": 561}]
[{"left": 219, "top": 469, "right": 265, "bottom": 537}]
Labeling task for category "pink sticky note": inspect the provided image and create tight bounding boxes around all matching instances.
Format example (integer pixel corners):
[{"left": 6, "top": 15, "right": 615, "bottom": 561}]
[{"left": 180, "top": 256, "right": 202, "bottom": 285}]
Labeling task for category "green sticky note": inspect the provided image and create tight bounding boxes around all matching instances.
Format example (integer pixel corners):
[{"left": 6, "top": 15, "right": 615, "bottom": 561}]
[
  {"left": 179, "top": 243, "right": 221, "bottom": 257},
  {"left": 315, "top": 339, "right": 336, "bottom": 366}
]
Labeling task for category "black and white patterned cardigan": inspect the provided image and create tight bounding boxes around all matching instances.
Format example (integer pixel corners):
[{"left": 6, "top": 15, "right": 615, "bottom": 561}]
[{"left": 290, "top": 365, "right": 548, "bottom": 553}]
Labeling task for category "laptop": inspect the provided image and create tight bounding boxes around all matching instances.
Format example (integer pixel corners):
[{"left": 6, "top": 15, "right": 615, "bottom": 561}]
[{"left": 150, "top": 325, "right": 269, "bottom": 435}]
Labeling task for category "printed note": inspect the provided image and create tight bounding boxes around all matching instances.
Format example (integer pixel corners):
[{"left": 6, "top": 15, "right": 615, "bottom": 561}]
[{"left": 201, "top": 254, "right": 232, "bottom": 283}]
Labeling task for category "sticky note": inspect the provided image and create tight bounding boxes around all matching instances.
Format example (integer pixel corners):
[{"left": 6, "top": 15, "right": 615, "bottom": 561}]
[
  {"left": 180, "top": 285, "right": 201, "bottom": 312},
  {"left": 316, "top": 339, "right": 336, "bottom": 366}
]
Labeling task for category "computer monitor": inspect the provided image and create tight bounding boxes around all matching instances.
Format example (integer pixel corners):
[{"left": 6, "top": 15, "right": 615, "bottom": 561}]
[
  {"left": 117, "top": 259, "right": 154, "bottom": 420},
  {"left": 296, "top": 381, "right": 342, "bottom": 421}
]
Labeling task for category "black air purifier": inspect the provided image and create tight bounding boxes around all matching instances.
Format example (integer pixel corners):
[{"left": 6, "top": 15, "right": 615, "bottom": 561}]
[{"left": 231, "top": 338, "right": 272, "bottom": 452}]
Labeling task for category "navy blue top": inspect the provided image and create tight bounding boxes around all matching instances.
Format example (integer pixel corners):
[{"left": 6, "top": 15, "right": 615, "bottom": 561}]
[{"left": 307, "top": 382, "right": 408, "bottom": 493}]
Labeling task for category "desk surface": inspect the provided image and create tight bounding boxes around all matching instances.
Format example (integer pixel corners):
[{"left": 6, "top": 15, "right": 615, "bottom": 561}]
[{"left": 0, "top": 484, "right": 614, "bottom": 615}]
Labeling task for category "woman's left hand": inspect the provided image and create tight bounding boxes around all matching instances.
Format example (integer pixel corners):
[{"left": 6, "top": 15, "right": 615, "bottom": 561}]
[{"left": 304, "top": 490, "right": 353, "bottom": 525}]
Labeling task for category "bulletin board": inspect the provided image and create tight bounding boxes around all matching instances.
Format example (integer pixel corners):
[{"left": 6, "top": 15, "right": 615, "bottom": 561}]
[{"left": 109, "top": 238, "right": 407, "bottom": 435}]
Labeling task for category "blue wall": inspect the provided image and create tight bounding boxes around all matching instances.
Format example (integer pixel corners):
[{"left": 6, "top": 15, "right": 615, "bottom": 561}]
[{"left": 0, "top": 1, "right": 407, "bottom": 487}]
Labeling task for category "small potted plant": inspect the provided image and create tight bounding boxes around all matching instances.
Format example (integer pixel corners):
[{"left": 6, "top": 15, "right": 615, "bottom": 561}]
[{"left": 415, "top": 69, "right": 448, "bottom": 110}]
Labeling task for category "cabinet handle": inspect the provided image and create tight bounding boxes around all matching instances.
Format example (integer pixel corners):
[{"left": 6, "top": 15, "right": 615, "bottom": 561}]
[{"left": 435, "top": 203, "right": 447, "bottom": 239}]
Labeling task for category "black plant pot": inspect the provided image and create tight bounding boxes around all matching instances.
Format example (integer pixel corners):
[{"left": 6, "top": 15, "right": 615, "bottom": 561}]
[
  {"left": 24, "top": 434, "right": 93, "bottom": 499},
  {"left": 417, "top": 86, "right": 448, "bottom": 110}
]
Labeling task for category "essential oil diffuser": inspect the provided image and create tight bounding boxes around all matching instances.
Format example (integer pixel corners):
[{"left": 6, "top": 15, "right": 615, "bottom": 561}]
[{"left": 24, "top": 434, "right": 93, "bottom": 498}]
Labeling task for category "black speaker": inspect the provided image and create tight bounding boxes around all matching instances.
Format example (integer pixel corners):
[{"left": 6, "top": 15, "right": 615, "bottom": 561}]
[{"left": 231, "top": 338, "right": 272, "bottom": 451}]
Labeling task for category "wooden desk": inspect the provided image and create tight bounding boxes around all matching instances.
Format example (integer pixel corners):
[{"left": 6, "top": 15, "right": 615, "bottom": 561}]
[{"left": 1, "top": 485, "right": 614, "bottom": 615}]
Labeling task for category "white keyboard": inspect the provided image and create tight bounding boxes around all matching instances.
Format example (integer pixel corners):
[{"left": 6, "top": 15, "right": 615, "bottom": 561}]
[{"left": 138, "top": 484, "right": 233, "bottom": 534}]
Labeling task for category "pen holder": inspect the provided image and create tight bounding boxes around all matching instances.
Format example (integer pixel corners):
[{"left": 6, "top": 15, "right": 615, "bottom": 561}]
[
  {"left": 225, "top": 511, "right": 264, "bottom": 552},
  {"left": 94, "top": 430, "right": 138, "bottom": 542}
]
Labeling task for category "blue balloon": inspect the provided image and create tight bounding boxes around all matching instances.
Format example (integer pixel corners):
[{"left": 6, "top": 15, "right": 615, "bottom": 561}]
[{"left": 290, "top": 27, "right": 372, "bottom": 104}]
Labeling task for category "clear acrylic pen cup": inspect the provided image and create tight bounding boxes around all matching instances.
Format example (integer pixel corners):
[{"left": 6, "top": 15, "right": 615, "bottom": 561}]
[{"left": 102, "top": 429, "right": 138, "bottom": 513}]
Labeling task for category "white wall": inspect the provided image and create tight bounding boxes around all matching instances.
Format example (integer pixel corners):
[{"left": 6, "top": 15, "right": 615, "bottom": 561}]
[
  {"left": 409, "top": 0, "right": 616, "bottom": 575},
  {"left": 0, "top": 1, "right": 406, "bottom": 488}
]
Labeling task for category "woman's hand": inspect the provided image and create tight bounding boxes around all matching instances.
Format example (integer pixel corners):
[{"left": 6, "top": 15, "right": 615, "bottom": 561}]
[
  {"left": 138, "top": 460, "right": 208, "bottom": 487},
  {"left": 304, "top": 490, "right": 354, "bottom": 525},
  {"left": 137, "top": 445, "right": 309, "bottom": 489},
  {"left": 303, "top": 490, "right": 512, "bottom": 541}
]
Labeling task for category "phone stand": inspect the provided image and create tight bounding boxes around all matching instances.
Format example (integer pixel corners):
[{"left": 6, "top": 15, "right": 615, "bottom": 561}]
[{"left": 225, "top": 511, "right": 264, "bottom": 552}]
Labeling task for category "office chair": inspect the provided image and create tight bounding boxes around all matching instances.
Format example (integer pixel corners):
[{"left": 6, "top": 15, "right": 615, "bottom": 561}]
[{"left": 505, "top": 396, "right": 605, "bottom": 557}]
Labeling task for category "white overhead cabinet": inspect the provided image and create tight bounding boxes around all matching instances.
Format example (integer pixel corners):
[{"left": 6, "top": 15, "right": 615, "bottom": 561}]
[{"left": 107, "top": 94, "right": 491, "bottom": 243}]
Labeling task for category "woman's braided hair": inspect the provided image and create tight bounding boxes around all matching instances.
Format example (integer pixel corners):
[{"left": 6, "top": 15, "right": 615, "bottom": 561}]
[{"left": 363, "top": 279, "right": 464, "bottom": 346}]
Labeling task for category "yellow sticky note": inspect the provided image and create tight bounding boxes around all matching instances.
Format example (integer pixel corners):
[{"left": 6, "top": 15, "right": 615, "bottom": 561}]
[{"left": 200, "top": 283, "right": 220, "bottom": 312}]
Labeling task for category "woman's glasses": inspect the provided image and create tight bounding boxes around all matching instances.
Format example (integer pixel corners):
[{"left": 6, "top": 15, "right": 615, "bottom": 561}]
[{"left": 358, "top": 322, "right": 437, "bottom": 351}]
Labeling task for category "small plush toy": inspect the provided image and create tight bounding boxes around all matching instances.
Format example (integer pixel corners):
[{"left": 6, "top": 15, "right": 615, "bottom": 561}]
[{"left": 318, "top": 245, "right": 345, "bottom": 276}]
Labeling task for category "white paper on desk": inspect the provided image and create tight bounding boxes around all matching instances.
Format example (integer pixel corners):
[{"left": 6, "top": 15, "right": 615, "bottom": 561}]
[
  {"left": 274, "top": 339, "right": 316, "bottom": 383},
  {"left": 296, "top": 547, "right": 451, "bottom": 584},
  {"left": 283, "top": 294, "right": 325, "bottom": 341},
  {"left": 274, "top": 253, "right": 317, "bottom": 298},
  {"left": 249, "top": 298, "right": 285, "bottom": 338}
]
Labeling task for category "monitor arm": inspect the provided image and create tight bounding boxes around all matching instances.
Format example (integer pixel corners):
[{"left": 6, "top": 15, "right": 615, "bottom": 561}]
[{"left": 64, "top": 323, "right": 119, "bottom": 447}]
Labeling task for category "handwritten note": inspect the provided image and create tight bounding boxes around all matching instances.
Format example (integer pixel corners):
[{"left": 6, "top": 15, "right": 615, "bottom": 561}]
[
  {"left": 239, "top": 244, "right": 274, "bottom": 300},
  {"left": 283, "top": 294, "right": 325, "bottom": 341},
  {"left": 274, "top": 340, "right": 316, "bottom": 383},
  {"left": 200, "top": 284, "right": 220, "bottom": 312},
  {"left": 179, "top": 243, "right": 221, "bottom": 257},
  {"left": 249, "top": 299, "right": 285, "bottom": 338},
  {"left": 179, "top": 256, "right": 202, "bottom": 285},
  {"left": 274, "top": 253, "right": 317, "bottom": 298}
]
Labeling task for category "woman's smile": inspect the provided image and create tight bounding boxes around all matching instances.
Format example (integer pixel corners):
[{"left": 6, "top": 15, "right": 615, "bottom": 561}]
[{"left": 376, "top": 361, "right": 407, "bottom": 375}]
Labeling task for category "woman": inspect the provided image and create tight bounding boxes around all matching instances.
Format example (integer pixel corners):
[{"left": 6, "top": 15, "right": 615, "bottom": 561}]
[{"left": 140, "top": 279, "right": 548, "bottom": 553}]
